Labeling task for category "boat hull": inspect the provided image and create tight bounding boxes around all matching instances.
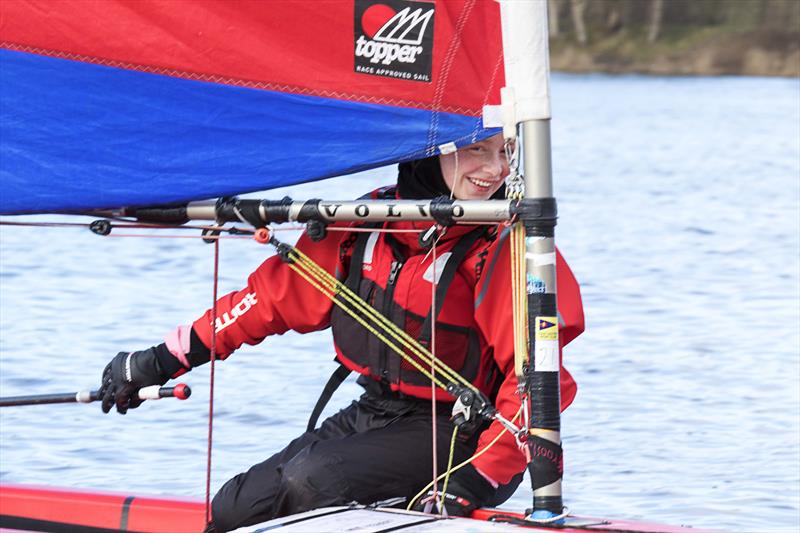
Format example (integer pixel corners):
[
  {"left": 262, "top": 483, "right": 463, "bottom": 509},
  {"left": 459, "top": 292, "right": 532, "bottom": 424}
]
[{"left": 0, "top": 483, "right": 722, "bottom": 533}]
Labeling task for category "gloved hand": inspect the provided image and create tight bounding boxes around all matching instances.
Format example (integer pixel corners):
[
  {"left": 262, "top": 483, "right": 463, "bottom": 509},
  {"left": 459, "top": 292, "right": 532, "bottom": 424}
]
[
  {"left": 413, "top": 464, "right": 496, "bottom": 517},
  {"left": 99, "top": 344, "right": 181, "bottom": 414}
]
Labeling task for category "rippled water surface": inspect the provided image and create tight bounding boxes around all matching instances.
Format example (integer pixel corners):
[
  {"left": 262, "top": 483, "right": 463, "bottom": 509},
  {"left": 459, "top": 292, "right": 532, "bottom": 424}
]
[{"left": 1, "top": 75, "right": 798, "bottom": 533}]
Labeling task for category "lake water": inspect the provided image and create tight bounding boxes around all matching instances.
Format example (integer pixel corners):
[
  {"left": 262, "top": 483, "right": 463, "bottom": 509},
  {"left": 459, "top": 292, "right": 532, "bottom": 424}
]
[{"left": 1, "top": 74, "right": 798, "bottom": 533}]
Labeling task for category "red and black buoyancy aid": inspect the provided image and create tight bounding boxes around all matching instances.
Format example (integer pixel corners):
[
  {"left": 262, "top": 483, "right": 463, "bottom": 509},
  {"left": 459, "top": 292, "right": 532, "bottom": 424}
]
[{"left": 328, "top": 188, "right": 500, "bottom": 399}]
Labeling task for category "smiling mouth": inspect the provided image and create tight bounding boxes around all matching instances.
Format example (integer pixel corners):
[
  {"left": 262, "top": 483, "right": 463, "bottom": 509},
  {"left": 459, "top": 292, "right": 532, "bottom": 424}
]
[{"left": 466, "top": 176, "right": 498, "bottom": 189}]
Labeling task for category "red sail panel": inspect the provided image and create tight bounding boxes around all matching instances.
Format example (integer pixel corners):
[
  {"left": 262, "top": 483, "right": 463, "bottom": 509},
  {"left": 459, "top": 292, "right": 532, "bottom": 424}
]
[{"left": 0, "top": 0, "right": 504, "bottom": 115}]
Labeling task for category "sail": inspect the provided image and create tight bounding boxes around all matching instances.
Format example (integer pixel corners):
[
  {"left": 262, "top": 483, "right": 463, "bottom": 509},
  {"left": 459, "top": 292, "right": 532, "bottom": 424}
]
[{"left": 0, "top": 0, "right": 507, "bottom": 214}]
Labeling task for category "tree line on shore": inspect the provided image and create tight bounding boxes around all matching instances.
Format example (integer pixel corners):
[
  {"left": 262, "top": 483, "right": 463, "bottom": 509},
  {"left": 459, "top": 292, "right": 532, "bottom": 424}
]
[
  {"left": 546, "top": 0, "right": 799, "bottom": 76},
  {"left": 550, "top": 0, "right": 799, "bottom": 44}
]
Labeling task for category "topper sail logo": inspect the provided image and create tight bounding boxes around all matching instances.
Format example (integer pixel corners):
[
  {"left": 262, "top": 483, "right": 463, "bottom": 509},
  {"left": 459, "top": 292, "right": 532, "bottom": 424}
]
[
  {"left": 372, "top": 7, "right": 433, "bottom": 45},
  {"left": 354, "top": 0, "right": 435, "bottom": 82}
]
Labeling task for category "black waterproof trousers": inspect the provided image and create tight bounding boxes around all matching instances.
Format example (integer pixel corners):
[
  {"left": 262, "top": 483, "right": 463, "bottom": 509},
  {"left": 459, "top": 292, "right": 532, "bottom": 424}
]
[{"left": 210, "top": 380, "right": 521, "bottom": 532}]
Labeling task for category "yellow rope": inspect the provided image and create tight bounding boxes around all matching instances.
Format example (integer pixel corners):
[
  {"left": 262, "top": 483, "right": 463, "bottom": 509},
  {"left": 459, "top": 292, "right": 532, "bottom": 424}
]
[
  {"left": 277, "top": 232, "right": 523, "bottom": 514},
  {"left": 440, "top": 426, "right": 459, "bottom": 498},
  {"left": 406, "top": 406, "right": 523, "bottom": 511},
  {"left": 289, "top": 257, "right": 454, "bottom": 390},
  {"left": 287, "top": 262, "right": 449, "bottom": 390},
  {"left": 510, "top": 221, "right": 529, "bottom": 383},
  {"left": 284, "top": 242, "right": 478, "bottom": 393},
  {"left": 291, "top": 246, "right": 466, "bottom": 386}
]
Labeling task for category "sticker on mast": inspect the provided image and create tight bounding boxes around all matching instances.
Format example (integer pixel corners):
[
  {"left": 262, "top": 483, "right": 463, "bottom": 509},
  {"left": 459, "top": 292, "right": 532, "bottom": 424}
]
[{"left": 354, "top": 0, "right": 435, "bottom": 82}]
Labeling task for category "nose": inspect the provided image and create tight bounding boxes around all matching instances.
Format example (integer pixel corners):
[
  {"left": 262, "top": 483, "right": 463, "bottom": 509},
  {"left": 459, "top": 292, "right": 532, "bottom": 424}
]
[{"left": 484, "top": 152, "right": 507, "bottom": 178}]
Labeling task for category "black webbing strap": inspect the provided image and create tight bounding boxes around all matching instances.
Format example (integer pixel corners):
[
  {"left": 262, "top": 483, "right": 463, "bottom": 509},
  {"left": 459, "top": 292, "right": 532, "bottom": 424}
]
[
  {"left": 417, "top": 226, "right": 487, "bottom": 346},
  {"left": 341, "top": 222, "right": 383, "bottom": 292},
  {"left": 306, "top": 225, "right": 375, "bottom": 433},
  {"left": 307, "top": 362, "right": 352, "bottom": 432},
  {"left": 337, "top": 186, "right": 394, "bottom": 290},
  {"left": 307, "top": 225, "right": 486, "bottom": 431}
]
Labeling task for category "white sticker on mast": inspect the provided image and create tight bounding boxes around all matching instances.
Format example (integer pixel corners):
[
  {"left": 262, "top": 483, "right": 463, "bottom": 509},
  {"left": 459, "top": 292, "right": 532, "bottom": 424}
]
[{"left": 497, "top": 0, "right": 552, "bottom": 124}]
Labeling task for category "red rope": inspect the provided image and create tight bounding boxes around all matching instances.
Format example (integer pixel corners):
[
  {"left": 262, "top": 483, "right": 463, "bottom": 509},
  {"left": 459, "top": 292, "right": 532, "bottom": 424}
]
[
  {"left": 429, "top": 227, "right": 444, "bottom": 512},
  {"left": 0, "top": 219, "right": 305, "bottom": 235},
  {"left": 103, "top": 234, "right": 252, "bottom": 240},
  {"left": 4, "top": 216, "right": 490, "bottom": 519},
  {"left": 204, "top": 238, "right": 220, "bottom": 525},
  {"left": 326, "top": 226, "right": 420, "bottom": 234}
]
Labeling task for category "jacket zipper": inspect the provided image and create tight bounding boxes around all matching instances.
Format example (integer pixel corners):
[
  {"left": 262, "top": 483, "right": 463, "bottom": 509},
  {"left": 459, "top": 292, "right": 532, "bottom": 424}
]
[{"left": 379, "top": 260, "right": 403, "bottom": 381}]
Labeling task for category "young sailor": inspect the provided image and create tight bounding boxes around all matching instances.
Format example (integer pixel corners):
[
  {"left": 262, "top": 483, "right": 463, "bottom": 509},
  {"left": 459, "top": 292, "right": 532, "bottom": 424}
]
[{"left": 98, "top": 134, "right": 584, "bottom": 532}]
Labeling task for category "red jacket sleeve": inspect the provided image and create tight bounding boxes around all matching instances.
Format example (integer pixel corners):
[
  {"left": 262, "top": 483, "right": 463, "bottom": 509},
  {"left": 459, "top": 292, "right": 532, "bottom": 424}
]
[
  {"left": 471, "top": 238, "right": 584, "bottom": 485},
  {"left": 191, "top": 231, "right": 347, "bottom": 358}
]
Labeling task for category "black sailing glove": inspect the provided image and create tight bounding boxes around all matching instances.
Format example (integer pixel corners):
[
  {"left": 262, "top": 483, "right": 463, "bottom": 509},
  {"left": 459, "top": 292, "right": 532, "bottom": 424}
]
[
  {"left": 413, "top": 464, "right": 496, "bottom": 517},
  {"left": 98, "top": 344, "right": 185, "bottom": 414}
]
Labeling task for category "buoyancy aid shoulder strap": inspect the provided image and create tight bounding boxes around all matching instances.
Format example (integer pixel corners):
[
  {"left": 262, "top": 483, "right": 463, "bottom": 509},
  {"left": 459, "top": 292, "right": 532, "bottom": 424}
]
[
  {"left": 382, "top": 232, "right": 407, "bottom": 262},
  {"left": 342, "top": 230, "right": 371, "bottom": 290},
  {"left": 340, "top": 185, "right": 395, "bottom": 289},
  {"left": 312, "top": 219, "right": 387, "bottom": 433},
  {"left": 418, "top": 226, "right": 488, "bottom": 346},
  {"left": 342, "top": 225, "right": 406, "bottom": 292},
  {"left": 306, "top": 361, "right": 351, "bottom": 432}
]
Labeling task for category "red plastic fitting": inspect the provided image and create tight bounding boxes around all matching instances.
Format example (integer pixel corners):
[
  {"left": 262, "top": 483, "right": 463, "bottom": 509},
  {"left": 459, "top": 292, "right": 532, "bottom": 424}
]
[{"left": 254, "top": 227, "right": 270, "bottom": 244}]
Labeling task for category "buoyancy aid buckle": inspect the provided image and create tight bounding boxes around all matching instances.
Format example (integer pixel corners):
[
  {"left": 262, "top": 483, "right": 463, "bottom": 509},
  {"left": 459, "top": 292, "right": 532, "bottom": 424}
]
[{"left": 418, "top": 225, "right": 438, "bottom": 250}]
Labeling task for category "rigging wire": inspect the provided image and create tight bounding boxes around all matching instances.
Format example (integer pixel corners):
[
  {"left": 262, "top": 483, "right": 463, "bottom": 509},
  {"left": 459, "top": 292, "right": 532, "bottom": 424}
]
[
  {"left": 101, "top": 234, "right": 253, "bottom": 241},
  {"left": 505, "top": 137, "right": 533, "bottom": 452},
  {"left": 283, "top": 254, "right": 451, "bottom": 391},
  {"left": 428, "top": 230, "right": 442, "bottom": 512},
  {"left": 510, "top": 221, "right": 528, "bottom": 381},
  {"left": 283, "top": 240, "right": 478, "bottom": 394},
  {"left": 273, "top": 226, "right": 529, "bottom": 518},
  {"left": 278, "top": 226, "right": 527, "bottom": 516},
  {"left": 269, "top": 222, "right": 536, "bottom": 514},
  {"left": 5, "top": 214, "right": 527, "bottom": 518},
  {"left": 326, "top": 226, "right": 420, "bottom": 234},
  {"left": 406, "top": 406, "right": 523, "bottom": 511},
  {"left": 205, "top": 236, "right": 221, "bottom": 525},
  {"left": 505, "top": 138, "right": 528, "bottom": 386},
  {"left": 510, "top": 219, "right": 532, "bottom": 459},
  {"left": 0, "top": 218, "right": 305, "bottom": 235}
]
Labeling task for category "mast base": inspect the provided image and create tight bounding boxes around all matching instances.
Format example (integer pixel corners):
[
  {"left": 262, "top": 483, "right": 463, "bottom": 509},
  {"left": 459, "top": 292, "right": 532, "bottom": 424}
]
[{"left": 527, "top": 508, "right": 566, "bottom": 524}]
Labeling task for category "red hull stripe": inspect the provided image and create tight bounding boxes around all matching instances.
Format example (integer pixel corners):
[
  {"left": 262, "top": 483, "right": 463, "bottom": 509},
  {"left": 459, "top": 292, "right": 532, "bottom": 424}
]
[
  {"left": 1, "top": 484, "right": 724, "bottom": 532},
  {"left": 0, "top": 484, "right": 206, "bottom": 532}
]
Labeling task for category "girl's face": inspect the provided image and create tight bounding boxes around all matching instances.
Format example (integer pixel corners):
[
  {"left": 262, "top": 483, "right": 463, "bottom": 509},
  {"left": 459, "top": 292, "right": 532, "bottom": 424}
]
[{"left": 439, "top": 134, "right": 509, "bottom": 200}]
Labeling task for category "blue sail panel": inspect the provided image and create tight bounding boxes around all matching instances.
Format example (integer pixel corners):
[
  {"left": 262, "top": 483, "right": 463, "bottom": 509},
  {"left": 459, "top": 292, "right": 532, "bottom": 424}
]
[{"left": 0, "top": 49, "right": 495, "bottom": 214}]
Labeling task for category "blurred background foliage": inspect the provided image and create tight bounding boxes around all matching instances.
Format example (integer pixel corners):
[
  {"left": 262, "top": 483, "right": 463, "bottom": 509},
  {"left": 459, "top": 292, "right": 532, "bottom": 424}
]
[{"left": 547, "top": 0, "right": 799, "bottom": 76}]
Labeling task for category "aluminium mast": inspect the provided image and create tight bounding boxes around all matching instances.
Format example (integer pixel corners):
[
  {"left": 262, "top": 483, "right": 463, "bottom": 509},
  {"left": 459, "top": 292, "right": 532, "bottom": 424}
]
[{"left": 498, "top": 0, "right": 565, "bottom": 521}]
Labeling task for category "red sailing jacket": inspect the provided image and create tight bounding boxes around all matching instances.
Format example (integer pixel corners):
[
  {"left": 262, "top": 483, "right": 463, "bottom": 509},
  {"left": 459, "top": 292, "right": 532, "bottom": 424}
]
[
  {"left": 329, "top": 222, "right": 496, "bottom": 397},
  {"left": 191, "top": 193, "right": 584, "bottom": 485}
]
